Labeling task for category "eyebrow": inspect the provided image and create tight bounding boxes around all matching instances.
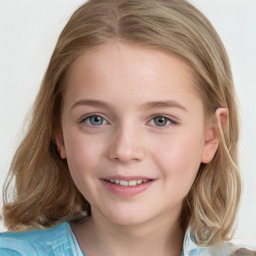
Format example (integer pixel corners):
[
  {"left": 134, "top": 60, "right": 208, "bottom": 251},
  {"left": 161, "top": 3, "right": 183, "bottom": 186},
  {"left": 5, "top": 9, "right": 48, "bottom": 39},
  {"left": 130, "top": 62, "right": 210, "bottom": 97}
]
[
  {"left": 71, "top": 99, "right": 111, "bottom": 110},
  {"left": 71, "top": 99, "right": 188, "bottom": 112},
  {"left": 141, "top": 100, "right": 188, "bottom": 112}
]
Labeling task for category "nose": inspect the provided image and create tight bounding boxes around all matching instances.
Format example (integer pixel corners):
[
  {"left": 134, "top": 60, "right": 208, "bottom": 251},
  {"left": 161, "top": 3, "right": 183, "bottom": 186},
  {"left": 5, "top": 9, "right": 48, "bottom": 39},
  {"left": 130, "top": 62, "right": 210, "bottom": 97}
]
[{"left": 108, "top": 123, "right": 145, "bottom": 163}]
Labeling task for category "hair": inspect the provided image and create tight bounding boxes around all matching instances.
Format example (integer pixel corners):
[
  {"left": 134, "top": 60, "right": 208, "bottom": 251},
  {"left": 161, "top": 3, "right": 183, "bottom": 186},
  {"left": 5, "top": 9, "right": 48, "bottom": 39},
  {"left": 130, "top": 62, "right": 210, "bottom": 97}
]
[{"left": 3, "top": 0, "right": 240, "bottom": 246}]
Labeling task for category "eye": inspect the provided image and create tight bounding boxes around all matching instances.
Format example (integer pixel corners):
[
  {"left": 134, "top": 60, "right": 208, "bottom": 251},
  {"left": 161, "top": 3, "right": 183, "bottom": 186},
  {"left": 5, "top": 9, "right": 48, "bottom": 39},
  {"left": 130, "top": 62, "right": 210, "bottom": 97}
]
[
  {"left": 148, "top": 116, "right": 176, "bottom": 127},
  {"left": 82, "top": 115, "right": 107, "bottom": 126}
]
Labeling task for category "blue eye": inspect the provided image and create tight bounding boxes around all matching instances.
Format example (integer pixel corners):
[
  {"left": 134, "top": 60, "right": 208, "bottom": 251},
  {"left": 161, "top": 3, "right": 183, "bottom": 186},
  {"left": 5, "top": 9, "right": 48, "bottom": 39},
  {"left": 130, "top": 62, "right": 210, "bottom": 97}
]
[
  {"left": 148, "top": 116, "right": 174, "bottom": 127},
  {"left": 83, "top": 115, "right": 107, "bottom": 126}
]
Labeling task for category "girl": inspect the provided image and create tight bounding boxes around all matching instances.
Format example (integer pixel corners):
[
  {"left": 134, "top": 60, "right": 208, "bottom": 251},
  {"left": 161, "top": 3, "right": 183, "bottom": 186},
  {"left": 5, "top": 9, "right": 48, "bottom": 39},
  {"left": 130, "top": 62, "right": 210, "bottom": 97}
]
[{"left": 0, "top": 0, "right": 255, "bottom": 255}]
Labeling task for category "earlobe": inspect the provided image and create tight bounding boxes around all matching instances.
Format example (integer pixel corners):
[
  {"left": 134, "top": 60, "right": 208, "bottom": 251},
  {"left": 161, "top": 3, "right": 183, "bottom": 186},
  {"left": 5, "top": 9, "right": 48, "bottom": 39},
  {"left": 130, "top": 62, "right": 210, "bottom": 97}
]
[
  {"left": 54, "top": 128, "right": 67, "bottom": 159},
  {"left": 201, "top": 108, "right": 228, "bottom": 163}
]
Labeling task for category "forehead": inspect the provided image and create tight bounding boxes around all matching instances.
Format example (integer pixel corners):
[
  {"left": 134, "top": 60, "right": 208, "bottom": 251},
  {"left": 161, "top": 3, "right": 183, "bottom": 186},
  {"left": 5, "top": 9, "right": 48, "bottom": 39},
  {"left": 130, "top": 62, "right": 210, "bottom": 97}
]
[{"left": 63, "top": 41, "right": 202, "bottom": 111}]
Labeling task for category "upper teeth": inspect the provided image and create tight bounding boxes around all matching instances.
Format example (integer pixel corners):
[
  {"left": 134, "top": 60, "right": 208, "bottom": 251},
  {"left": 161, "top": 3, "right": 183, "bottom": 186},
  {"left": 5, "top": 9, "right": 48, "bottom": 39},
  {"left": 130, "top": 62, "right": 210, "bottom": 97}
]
[{"left": 106, "top": 179, "right": 149, "bottom": 186}]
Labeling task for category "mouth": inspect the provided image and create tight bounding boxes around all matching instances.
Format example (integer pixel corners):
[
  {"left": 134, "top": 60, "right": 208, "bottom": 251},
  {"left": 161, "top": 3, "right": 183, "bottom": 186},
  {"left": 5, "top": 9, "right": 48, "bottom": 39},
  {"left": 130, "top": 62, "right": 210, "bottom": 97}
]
[
  {"left": 101, "top": 176, "right": 155, "bottom": 196},
  {"left": 104, "top": 179, "right": 152, "bottom": 187}
]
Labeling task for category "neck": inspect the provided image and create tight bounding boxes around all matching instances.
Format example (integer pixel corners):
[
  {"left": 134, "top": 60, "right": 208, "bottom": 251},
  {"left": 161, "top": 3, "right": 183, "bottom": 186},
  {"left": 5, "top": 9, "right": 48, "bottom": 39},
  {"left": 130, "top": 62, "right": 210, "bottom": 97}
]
[{"left": 72, "top": 210, "right": 184, "bottom": 256}]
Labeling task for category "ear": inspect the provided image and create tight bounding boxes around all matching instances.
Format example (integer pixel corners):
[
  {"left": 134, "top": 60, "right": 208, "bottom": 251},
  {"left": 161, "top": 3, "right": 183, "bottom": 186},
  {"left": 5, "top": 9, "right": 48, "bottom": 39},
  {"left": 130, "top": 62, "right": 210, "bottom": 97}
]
[
  {"left": 55, "top": 127, "right": 67, "bottom": 159},
  {"left": 201, "top": 108, "right": 228, "bottom": 163}
]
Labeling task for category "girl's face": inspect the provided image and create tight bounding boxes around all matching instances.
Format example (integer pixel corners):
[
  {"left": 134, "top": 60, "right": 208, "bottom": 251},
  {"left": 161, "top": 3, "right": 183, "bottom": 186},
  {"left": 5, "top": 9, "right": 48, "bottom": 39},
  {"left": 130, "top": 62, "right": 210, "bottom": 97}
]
[{"left": 57, "top": 42, "right": 217, "bottom": 227}]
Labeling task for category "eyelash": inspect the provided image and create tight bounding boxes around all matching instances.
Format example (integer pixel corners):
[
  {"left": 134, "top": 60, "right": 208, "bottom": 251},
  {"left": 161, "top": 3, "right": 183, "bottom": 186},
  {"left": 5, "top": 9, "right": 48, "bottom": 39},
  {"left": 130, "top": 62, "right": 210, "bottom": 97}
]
[
  {"left": 79, "top": 113, "right": 109, "bottom": 126},
  {"left": 79, "top": 113, "right": 178, "bottom": 128},
  {"left": 146, "top": 114, "right": 178, "bottom": 128}
]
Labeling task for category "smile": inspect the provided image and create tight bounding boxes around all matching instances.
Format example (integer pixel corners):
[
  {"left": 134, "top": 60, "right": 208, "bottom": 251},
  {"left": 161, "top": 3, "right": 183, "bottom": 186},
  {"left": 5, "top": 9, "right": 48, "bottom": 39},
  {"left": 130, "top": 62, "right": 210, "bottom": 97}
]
[
  {"left": 102, "top": 177, "right": 154, "bottom": 197},
  {"left": 105, "top": 179, "right": 151, "bottom": 187}
]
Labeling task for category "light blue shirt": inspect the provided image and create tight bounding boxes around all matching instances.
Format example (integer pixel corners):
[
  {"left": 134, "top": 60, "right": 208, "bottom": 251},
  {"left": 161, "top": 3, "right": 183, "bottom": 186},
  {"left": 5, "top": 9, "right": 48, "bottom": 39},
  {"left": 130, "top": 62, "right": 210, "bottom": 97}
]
[
  {"left": 0, "top": 222, "right": 255, "bottom": 255},
  {"left": 0, "top": 222, "right": 84, "bottom": 256}
]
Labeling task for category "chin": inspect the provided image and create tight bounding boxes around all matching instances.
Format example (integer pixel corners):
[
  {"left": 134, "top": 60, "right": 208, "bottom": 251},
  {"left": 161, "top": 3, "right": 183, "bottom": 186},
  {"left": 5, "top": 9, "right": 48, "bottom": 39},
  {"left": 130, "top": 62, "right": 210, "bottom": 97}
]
[{"left": 102, "top": 207, "right": 153, "bottom": 227}]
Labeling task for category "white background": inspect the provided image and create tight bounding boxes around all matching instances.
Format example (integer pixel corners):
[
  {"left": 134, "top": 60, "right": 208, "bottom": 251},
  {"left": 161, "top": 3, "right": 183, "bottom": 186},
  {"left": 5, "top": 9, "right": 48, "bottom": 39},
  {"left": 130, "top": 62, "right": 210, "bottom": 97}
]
[{"left": 0, "top": 0, "right": 255, "bottom": 243}]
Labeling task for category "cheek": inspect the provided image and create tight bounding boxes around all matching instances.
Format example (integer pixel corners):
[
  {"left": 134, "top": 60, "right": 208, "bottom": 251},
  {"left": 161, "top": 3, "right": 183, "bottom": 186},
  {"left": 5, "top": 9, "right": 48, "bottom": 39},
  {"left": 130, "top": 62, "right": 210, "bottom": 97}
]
[
  {"left": 151, "top": 129, "right": 204, "bottom": 186},
  {"left": 63, "top": 133, "right": 107, "bottom": 201},
  {"left": 63, "top": 132, "right": 105, "bottom": 178}
]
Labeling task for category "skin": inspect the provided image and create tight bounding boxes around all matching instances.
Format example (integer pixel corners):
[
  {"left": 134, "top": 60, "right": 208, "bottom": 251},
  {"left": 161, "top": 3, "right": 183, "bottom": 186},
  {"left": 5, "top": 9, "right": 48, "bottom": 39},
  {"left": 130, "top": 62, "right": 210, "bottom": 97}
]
[{"left": 56, "top": 41, "right": 226, "bottom": 256}]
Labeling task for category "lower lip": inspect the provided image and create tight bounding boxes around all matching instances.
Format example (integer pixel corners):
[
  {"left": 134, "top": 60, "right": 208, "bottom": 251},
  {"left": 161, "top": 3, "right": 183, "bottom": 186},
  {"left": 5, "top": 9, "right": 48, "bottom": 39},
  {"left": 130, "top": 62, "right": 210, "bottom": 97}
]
[{"left": 101, "top": 180, "right": 154, "bottom": 197}]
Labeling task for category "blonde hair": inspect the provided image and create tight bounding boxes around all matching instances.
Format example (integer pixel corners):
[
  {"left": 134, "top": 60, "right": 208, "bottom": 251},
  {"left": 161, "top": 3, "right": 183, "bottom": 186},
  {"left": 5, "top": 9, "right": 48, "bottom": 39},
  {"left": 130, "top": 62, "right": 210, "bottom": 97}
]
[{"left": 3, "top": 0, "right": 240, "bottom": 246}]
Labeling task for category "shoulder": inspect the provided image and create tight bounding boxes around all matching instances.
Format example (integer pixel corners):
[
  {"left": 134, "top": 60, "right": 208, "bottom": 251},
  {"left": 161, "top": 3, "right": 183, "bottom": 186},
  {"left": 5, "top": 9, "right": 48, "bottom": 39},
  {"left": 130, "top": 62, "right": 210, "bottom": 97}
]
[
  {"left": 0, "top": 222, "right": 74, "bottom": 256},
  {"left": 183, "top": 227, "right": 256, "bottom": 256}
]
